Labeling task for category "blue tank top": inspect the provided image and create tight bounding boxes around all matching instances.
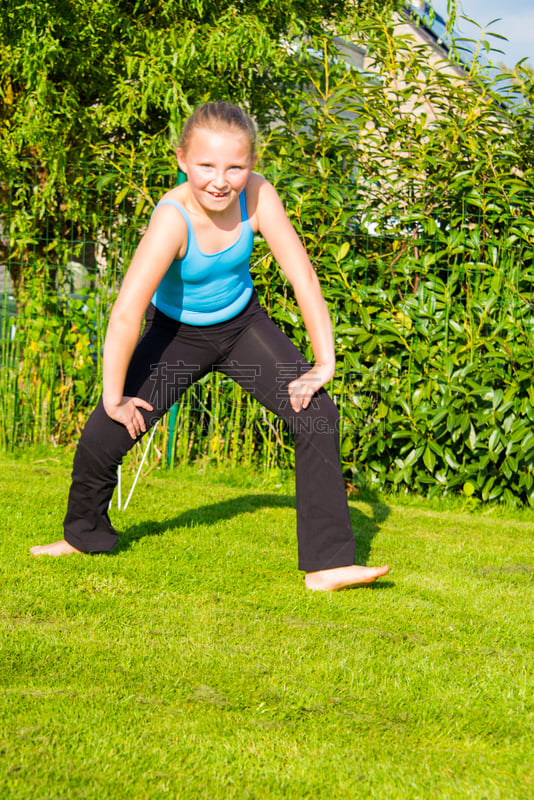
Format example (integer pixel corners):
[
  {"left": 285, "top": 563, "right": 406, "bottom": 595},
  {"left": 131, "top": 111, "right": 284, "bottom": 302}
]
[{"left": 151, "top": 191, "right": 254, "bottom": 325}]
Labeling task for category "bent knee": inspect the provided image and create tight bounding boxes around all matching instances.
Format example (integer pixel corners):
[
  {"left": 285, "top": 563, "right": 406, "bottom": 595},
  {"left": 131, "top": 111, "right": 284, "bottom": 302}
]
[
  {"left": 289, "top": 390, "right": 340, "bottom": 435},
  {"left": 77, "top": 401, "right": 135, "bottom": 463}
]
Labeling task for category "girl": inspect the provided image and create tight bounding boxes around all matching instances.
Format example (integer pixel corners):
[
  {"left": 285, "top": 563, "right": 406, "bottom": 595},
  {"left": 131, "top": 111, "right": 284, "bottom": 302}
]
[{"left": 31, "top": 101, "right": 389, "bottom": 591}]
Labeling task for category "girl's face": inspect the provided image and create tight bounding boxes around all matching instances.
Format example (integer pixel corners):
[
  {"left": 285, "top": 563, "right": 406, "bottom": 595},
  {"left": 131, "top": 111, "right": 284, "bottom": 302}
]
[{"left": 177, "top": 127, "right": 256, "bottom": 215}]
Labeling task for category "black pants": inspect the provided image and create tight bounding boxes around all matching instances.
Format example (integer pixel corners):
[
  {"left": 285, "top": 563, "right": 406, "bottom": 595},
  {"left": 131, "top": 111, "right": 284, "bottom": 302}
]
[{"left": 63, "top": 294, "right": 356, "bottom": 571}]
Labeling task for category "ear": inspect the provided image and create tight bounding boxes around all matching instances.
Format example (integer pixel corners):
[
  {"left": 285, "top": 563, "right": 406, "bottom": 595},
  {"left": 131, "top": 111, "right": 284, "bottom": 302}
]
[{"left": 176, "top": 148, "right": 187, "bottom": 175}]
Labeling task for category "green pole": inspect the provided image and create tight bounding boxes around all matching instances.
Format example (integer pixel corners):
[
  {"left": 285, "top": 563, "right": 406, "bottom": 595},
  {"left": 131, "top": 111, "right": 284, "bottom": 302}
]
[{"left": 167, "top": 167, "right": 187, "bottom": 469}]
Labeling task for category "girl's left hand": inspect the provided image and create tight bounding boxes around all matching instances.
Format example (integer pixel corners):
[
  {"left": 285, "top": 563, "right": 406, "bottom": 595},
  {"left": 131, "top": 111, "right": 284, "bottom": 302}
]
[{"left": 287, "top": 363, "right": 334, "bottom": 413}]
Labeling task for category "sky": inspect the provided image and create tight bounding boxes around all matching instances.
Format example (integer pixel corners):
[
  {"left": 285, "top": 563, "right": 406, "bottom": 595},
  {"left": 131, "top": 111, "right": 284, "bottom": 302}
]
[{"left": 431, "top": 0, "right": 533, "bottom": 68}]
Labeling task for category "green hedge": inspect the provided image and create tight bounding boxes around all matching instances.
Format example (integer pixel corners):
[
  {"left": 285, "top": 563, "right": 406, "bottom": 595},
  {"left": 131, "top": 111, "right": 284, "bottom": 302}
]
[{"left": 2, "top": 22, "right": 534, "bottom": 505}]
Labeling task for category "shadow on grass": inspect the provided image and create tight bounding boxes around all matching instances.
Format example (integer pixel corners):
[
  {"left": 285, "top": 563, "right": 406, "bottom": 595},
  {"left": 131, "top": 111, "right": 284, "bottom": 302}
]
[
  {"left": 351, "top": 493, "right": 391, "bottom": 569},
  {"left": 116, "top": 490, "right": 391, "bottom": 572},
  {"left": 116, "top": 492, "right": 295, "bottom": 553}
]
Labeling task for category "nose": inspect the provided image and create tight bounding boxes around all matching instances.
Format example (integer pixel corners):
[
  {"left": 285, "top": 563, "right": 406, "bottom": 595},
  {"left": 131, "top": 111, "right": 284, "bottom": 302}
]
[{"left": 212, "top": 170, "right": 227, "bottom": 189}]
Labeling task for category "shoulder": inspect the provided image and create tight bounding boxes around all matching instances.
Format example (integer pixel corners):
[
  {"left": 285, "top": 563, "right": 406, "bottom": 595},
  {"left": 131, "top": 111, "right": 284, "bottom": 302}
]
[
  {"left": 245, "top": 172, "right": 279, "bottom": 202},
  {"left": 138, "top": 188, "right": 189, "bottom": 259},
  {"left": 245, "top": 173, "right": 286, "bottom": 232},
  {"left": 149, "top": 188, "right": 188, "bottom": 231}
]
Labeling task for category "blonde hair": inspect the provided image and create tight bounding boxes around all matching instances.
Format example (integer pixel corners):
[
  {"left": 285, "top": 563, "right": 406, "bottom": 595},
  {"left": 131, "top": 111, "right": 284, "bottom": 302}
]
[{"left": 179, "top": 102, "right": 257, "bottom": 160}]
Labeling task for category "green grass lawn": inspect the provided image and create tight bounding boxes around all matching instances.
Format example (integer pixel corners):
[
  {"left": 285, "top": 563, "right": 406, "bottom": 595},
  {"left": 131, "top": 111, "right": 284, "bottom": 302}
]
[{"left": 1, "top": 452, "right": 533, "bottom": 799}]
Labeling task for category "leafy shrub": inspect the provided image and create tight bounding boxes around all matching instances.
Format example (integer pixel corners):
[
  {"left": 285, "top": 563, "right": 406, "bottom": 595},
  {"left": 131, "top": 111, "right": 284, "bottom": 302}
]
[{"left": 2, "top": 13, "right": 534, "bottom": 506}]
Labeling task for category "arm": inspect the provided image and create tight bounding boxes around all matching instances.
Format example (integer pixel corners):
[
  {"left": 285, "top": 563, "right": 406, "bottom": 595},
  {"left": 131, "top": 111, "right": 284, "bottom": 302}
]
[
  {"left": 255, "top": 178, "right": 335, "bottom": 412},
  {"left": 103, "top": 205, "right": 187, "bottom": 438}
]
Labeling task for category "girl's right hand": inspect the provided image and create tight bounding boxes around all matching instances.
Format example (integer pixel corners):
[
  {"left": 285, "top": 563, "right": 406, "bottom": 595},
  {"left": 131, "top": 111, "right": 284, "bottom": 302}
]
[
  {"left": 287, "top": 362, "right": 334, "bottom": 413},
  {"left": 104, "top": 396, "right": 154, "bottom": 440}
]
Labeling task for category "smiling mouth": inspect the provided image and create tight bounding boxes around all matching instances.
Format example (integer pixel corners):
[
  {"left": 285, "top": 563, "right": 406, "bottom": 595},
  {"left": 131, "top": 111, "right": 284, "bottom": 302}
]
[{"left": 209, "top": 191, "right": 229, "bottom": 198}]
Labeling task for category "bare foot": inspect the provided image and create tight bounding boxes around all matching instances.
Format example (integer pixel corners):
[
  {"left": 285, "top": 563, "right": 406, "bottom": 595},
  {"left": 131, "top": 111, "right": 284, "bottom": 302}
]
[
  {"left": 30, "top": 540, "right": 82, "bottom": 557},
  {"left": 305, "top": 564, "right": 390, "bottom": 591}
]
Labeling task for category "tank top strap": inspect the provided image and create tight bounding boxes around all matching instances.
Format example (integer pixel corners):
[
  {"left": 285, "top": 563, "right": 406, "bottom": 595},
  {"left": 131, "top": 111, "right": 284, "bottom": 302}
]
[
  {"left": 152, "top": 199, "right": 192, "bottom": 230},
  {"left": 238, "top": 190, "right": 248, "bottom": 222}
]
